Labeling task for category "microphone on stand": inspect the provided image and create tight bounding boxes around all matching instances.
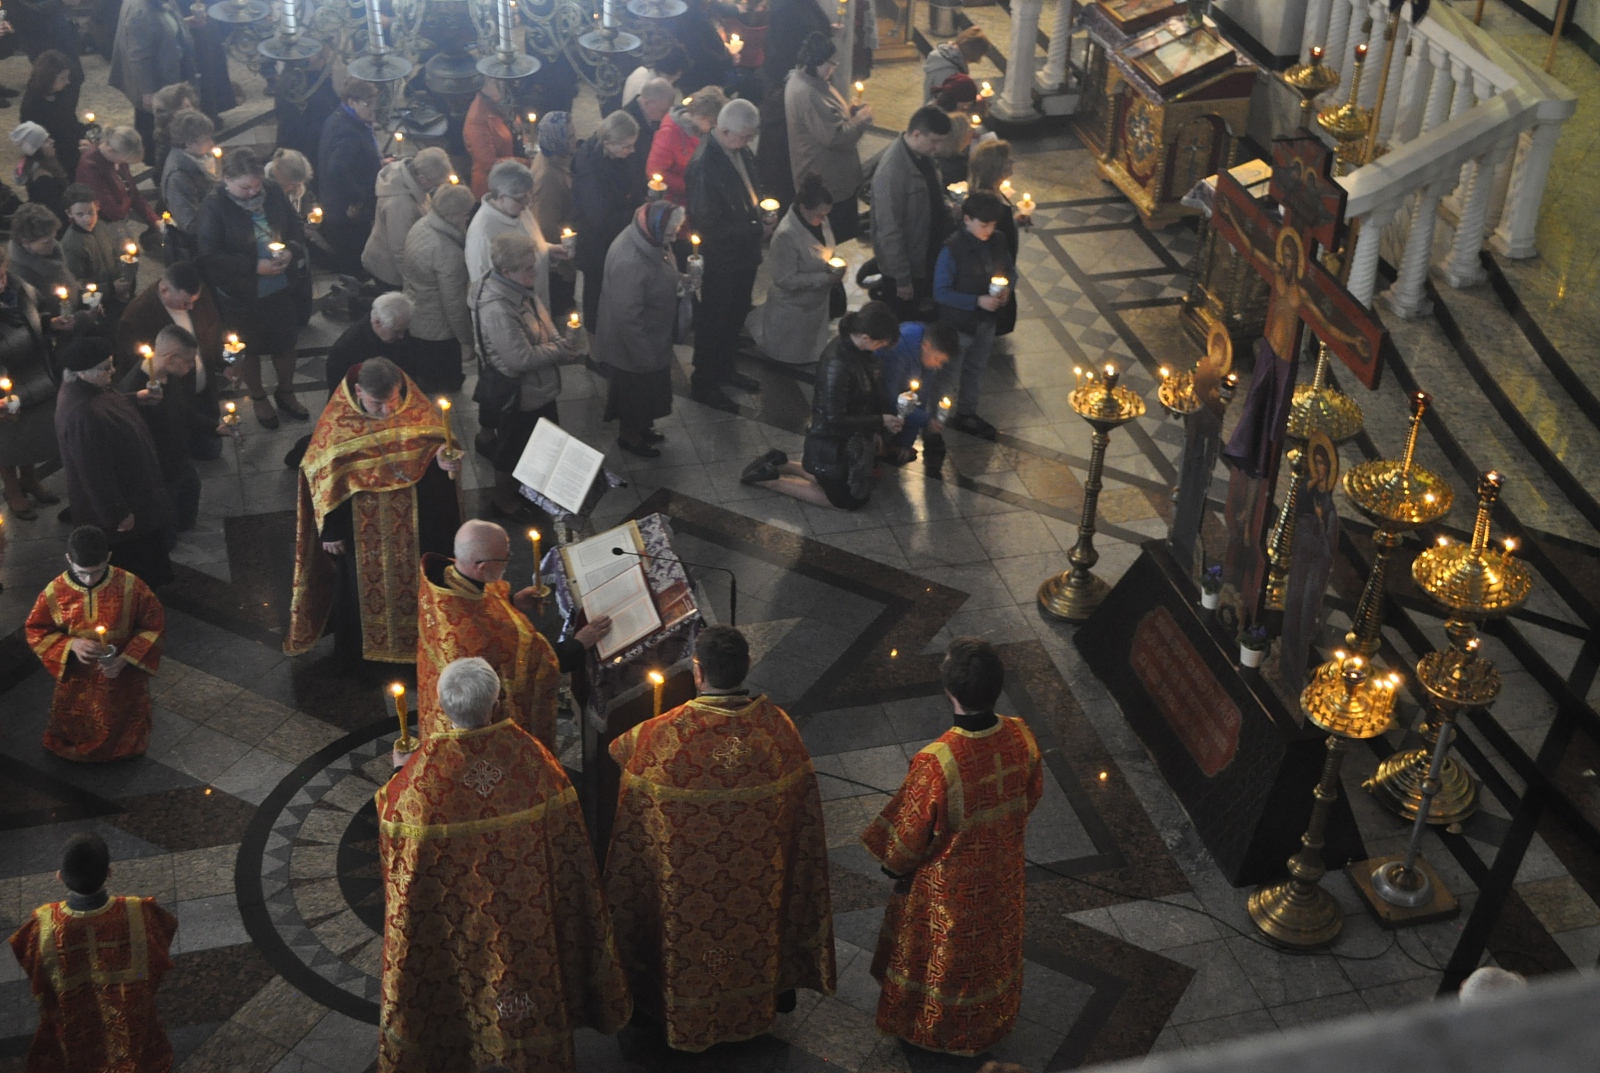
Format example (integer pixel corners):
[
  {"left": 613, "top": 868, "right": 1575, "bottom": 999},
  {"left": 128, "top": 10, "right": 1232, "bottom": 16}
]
[{"left": 611, "top": 546, "right": 737, "bottom": 626}]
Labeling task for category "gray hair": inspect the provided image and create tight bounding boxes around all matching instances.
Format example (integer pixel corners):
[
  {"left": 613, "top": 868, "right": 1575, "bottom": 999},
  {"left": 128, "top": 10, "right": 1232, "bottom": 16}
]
[
  {"left": 409, "top": 146, "right": 452, "bottom": 187},
  {"left": 486, "top": 159, "right": 534, "bottom": 200},
  {"left": 599, "top": 110, "right": 640, "bottom": 148},
  {"left": 266, "top": 148, "right": 312, "bottom": 184},
  {"left": 490, "top": 230, "right": 539, "bottom": 275},
  {"left": 639, "top": 77, "right": 676, "bottom": 105},
  {"left": 454, "top": 519, "right": 507, "bottom": 561},
  {"left": 370, "top": 291, "right": 414, "bottom": 330},
  {"left": 718, "top": 98, "right": 760, "bottom": 136},
  {"left": 1459, "top": 966, "right": 1527, "bottom": 1004},
  {"left": 437, "top": 657, "right": 502, "bottom": 729},
  {"left": 104, "top": 126, "right": 144, "bottom": 159},
  {"left": 155, "top": 323, "right": 198, "bottom": 350},
  {"left": 431, "top": 183, "right": 476, "bottom": 220}
]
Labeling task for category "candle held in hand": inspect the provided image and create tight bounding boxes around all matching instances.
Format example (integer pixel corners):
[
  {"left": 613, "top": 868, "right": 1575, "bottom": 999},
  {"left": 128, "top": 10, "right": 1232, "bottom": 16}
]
[
  {"left": 989, "top": 276, "right": 1010, "bottom": 297},
  {"left": 528, "top": 528, "right": 541, "bottom": 585},
  {"left": 649, "top": 670, "right": 665, "bottom": 717},
  {"left": 390, "top": 682, "right": 408, "bottom": 739}
]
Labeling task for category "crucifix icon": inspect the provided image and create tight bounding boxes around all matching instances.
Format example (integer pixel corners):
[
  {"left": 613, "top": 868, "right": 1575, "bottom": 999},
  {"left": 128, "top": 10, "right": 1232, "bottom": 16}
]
[{"left": 1210, "top": 136, "right": 1392, "bottom": 619}]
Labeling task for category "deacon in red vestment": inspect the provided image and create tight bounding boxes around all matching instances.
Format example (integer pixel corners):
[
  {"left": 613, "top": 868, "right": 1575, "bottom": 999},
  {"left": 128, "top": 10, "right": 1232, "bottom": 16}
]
[
  {"left": 604, "top": 626, "right": 836, "bottom": 1052},
  {"left": 9, "top": 833, "right": 179, "bottom": 1073},
  {"left": 377, "top": 657, "right": 631, "bottom": 1073},
  {"left": 25, "top": 527, "right": 165, "bottom": 761},
  {"left": 863, "top": 638, "right": 1043, "bottom": 1056},
  {"left": 286, "top": 357, "right": 462, "bottom": 668},
  {"left": 416, "top": 520, "right": 612, "bottom": 748}
]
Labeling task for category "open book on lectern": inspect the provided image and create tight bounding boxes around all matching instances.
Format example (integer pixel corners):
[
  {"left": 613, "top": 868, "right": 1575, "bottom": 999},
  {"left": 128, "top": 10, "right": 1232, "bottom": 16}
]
[
  {"left": 513, "top": 418, "right": 605, "bottom": 516},
  {"left": 560, "top": 521, "right": 696, "bottom": 661}
]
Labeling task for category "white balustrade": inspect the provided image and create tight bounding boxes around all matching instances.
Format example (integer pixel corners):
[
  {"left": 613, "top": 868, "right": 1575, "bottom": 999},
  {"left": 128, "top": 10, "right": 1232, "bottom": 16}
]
[
  {"left": 993, "top": 0, "right": 1044, "bottom": 122},
  {"left": 1296, "top": 0, "right": 1574, "bottom": 311},
  {"left": 1039, "top": 0, "right": 1074, "bottom": 91}
]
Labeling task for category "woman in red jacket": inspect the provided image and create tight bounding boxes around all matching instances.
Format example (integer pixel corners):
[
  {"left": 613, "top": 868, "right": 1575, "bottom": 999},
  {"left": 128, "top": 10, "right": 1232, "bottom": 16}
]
[
  {"left": 644, "top": 85, "right": 725, "bottom": 227},
  {"left": 464, "top": 78, "right": 529, "bottom": 198}
]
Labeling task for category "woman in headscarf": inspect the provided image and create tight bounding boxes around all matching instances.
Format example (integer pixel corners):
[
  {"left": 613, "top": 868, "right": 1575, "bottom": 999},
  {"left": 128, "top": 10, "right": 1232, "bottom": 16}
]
[
  {"left": 783, "top": 32, "right": 871, "bottom": 243},
  {"left": 596, "top": 201, "right": 685, "bottom": 458},
  {"left": 529, "top": 111, "right": 578, "bottom": 317}
]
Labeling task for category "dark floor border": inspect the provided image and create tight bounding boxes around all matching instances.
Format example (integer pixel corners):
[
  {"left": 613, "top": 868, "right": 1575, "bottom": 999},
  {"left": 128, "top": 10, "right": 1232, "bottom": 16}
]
[{"left": 1478, "top": 250, "right": 1600, "bottom": 426}]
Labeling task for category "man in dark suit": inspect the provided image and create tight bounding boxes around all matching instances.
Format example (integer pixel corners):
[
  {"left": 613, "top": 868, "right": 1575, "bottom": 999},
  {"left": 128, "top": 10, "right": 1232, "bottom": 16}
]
[{"left": 623, "top": 77, "right": 675, "bottom": 187}]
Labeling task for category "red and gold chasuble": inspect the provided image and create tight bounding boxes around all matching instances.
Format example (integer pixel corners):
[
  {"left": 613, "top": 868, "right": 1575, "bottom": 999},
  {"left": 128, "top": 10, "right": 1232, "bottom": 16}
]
[
  {"left": 862, "top": 716, "right": 1043, "bottom": 1056},
  {"left": 286, "top": 371, "right": 450, "bottom": 661},
  {"left": 376, "top": 719, "right": 630, "bottom": 1073},
  {"left": 25, "top": 568, "right": 164, "bottom": 761},
  {"left": 415, "top": 554, "right": 561, "bottom": 748},
  {"left": 8, "top": 896, "right": 178, "bottom": 1073},
  {"left": 605, "top": 694, "right": 836, "bottom": 1052}
]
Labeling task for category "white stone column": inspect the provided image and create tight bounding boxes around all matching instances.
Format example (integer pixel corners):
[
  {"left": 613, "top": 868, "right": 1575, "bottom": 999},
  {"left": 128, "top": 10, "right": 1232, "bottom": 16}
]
[
  {"left": 1347, "top": 203, "right": 1399, "bottom": 307},
  {"left": 1361, "top": 5, "right": 1390, "bottom": 109},
  {"left": 1324, "top": 0, "right": 1353, "bottom": 76},
  {"left": 1337, "top": 0, "right": 1366, "bottom": 79},
  {"left": 1418, "top": 40, "right": 1454, "bottom": 136},
  {"left": 1376, "top": 19, "right": 1412, "bottom": 144},
  {"left": 1490, "top": 120, "right": 1564, "bottom": 259},
  {"left": 1390, "top": 29, "right": 1432, "bottom": 145},
  {"left": 993, "top": 0, "right": 1044, "bottom": 122},
  {"left": 1379, "top": 182, "right": 1444, "bottom": 318},
  {"left": 1439, "top": 140, "right": 1509, "bottom": 287},
  {"left": 1040, "top": 0, "right": 1074, "bottom": 92},
  {"left": 1302, "top": 0, "right": 1334, "bottom": 60}
]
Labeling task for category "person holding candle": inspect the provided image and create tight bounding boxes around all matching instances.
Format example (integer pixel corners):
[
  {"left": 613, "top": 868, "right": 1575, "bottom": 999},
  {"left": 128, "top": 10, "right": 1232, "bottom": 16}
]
[
  {"left": 20, "top": 51, "right": 86, "bottom": 177},
  {"left": 316, "top": 79, "right": 384, "bottom": 278},
  {"left": 376, "top": 656, "right": 631, "bottom": 1073},
  {"left": 9, "top": 120, "right": 69, "bottom": 221},
  {"left": 119, "top": 323, "right": 213, "bottom": 531},
  {"left": 159, "top": 108, "right": 218, "bottom": 264},
  {"left": 967, "top": 139, "right": 1020, "bottom": 339},
  {"left": 75, "top": 126, "right": 163, "bottom": 243},
  {"left": 53, "top": 338, "right": 175, "bottom": 586},
  {"left": 922, "top": 25, "right": 989, "bottom": 98},
  {"left": 60, "top": 183, "right": 133, "bottom": 323},
  {"left": 469, "top": 231, "right": 579, "bottom": 521},
  {"left": 784, "top": 33, "right": 870, "bottom": 243},
  {"left": 932, "top": 191, "right": 1013, "bottom": 440},
  {"left": 416, "top": 520, "right": 612, "bottom": 748},
  {"left": 875, "top": 320, "right": 960, "bottom": 464},
  {"left": 622, "top": 77, "right": 675, "bottom": 190},
  {"left": 465, "top": 160, "right": 557, "bottom": 307},
  {"left": 286, "top": 356, "right": 460, "bottom": 671},
  {"left": 113, "top": 261, "right": 227, "bottom": 459},
  {"left": 752, "top": 172, "right": 840, "bottom": 367},
  {"left": 7, "top": 202, "right": 86, "bottom": 327},
  {"left": 195, "top": 148, "right": 309, "bottom": 429},
  {"left": 362, "top": 146, "right": 453, "bottom": 290},
  {"left": 684, "top": 98, "right": 768, "bottom": 409},
  {"left": 870, "top": 106, "right": 955, "bottom": 321},
  {"left": 0, "top": 241, "right": 66, "bottom": 521},
  {"left": 572, "top": 110, "right": 645, "bottom": 332},
  {"left": 604, "top": 624, "right": 835, "bottom": 1051},
  {"left": 645, "top": 85, "right": 725, "bottom": 251},
  {"left": 595, "top": 200, "right": 685, "bottom": 457}
]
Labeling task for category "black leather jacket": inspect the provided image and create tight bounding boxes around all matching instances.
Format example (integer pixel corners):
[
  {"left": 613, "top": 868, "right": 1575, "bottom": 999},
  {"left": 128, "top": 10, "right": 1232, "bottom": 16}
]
[
  {"left": 685, "top": 134, "right": 764, "bottom": 273},
  {"left": 0, "top": 279, "right": 54, "bottom": 410},
  {"left": 195, "top": 182, "right": 307, "bottom": 304},
  {"left": 802, "top": 334, "right": 884, "bottom": 479}
]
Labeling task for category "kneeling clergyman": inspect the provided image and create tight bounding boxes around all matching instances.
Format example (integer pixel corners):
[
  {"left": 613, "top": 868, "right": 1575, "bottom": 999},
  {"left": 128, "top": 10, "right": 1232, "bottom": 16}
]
[
  {"left": 605, "top": 625, "right": 836, "bottom": 1051},
  {"left": 416, "top": 520, "right": 612, "bottom": 750},
  {"left": 9, "top": 833, "right": 179, "bottom": 1073},
  {"left": 376, "top": 657, "right": 631, "bottom": 1073},
  {"left": 287, "top": 356, "right": 462, "bottom": 670},
  {"left": 863, "top": 638, "right": 1042, "bottom": 1056},
  {"left": 25, "top": 526, "right": 165, "bottom": 761}
]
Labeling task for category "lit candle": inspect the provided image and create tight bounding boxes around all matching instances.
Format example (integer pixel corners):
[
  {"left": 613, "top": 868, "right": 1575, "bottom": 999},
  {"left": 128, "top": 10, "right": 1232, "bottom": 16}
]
[
  {"left": 526, "top": 112, "right": 537, "bottom": 125},
  {"left": 53, "top": 285, "right": 69, "bottom": 302},
  {"left": 938, "top": 396, "right": 953, "bottom": 421},
  {"left": 223, "top": 400, "right": 238, "bottom": 425},
  {"left": 83, "top": 112, "right": 94, "bottom": 124},
  {"left": 0, "top": 376, "right": 15, "bottom": 414},
  {"left": 162, "top": 211, "right": 173, "bottom": 224},
  {"left": 94, "top": 625, "right": 107, "bottom": 653},
  {"left": 560, "top": 227, "right": 576, "bottom": 254},
  {"left": 268, "top": 242, "right": 286, "bottom": 255},
  {"left": 649, "top": 172, "right": 667, "bottom": 192},
  {"left": 827, "top": 256, "right": 846, "bottom": 269},
  {"left": 852, "top": 79, "right": 865, "bottom": 105},
  {"left": 1311, "top": 45, "right": 1324, "bottom": 62},
  {"left": 211, "top": 146, "right": 223, "bottom": 159},
  {"left": 1017, "top": 191, "right": 1036, "bottom": 215},
  {"left": 138, "top": 343, "right": 154, "bottom": 361},
  {"left": 648, "top": 669, "right": 665, "bottom": 717},
  {"left": 1159, "top": 366, "right": 1170, "bottom": 380},
  {"left": 436, "top": 397, "right": 455, "bottom": 451},
  {"left": 390, "top": 682, "right": 409, "bottom": 742},
  {"left": 121, "top": 241, "right": 139, "bottom": 265},
  {"left": 969, "top": 113, "right": 982, "bottom": 128},
  {"left": 979, "top": 80, "right": 994, "bottom": 99},
  {"left": 896, "top": 380, "right": 920, "bottom": 417},
  {"left": 528, "top": 527, "right": 541, "bottom": 585},
  {"left": 1000, "top": 179, "right": 1012, "bottom": 197},
  {"left": 308, "top": 205, "right": 323, "bottom": 224},
  {"left": 989, "top": 276, "right": 1010, "bottom": 297},
  {"left": 759, "top": 198, "right": 779, "bottom": 214},
  {"left": 690, "top": 233, "right": 700, "bottom": 250},
  {"left": 728, "top": 32, "right": 742, "bottom": 55},
  {"left": 83, "top": 282, "right": 99, "bottom": 309},
  {"left": 568, "top": 310, "right": 581, "bottom": 330},
  {"left": 446, "top": 175, "right": 459, "bottom": 186}
]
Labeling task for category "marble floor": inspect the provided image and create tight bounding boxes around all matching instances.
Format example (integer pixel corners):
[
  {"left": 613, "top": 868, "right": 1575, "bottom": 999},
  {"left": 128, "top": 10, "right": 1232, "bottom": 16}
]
[{"left": 6, "top": 4, "right": 1600, "bottom": 1071}]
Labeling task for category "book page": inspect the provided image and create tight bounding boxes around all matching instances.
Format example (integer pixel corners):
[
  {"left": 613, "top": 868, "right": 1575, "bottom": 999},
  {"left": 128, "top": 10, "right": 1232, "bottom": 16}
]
[
  {"left": 583, "top": 566, "right": 663, "bottom": 659},
  {"left": 513, "top": 419, "right": 604, "bottom": 514},
  {"left": 561, "top": 522, "right": 644, "bottom": 600}
]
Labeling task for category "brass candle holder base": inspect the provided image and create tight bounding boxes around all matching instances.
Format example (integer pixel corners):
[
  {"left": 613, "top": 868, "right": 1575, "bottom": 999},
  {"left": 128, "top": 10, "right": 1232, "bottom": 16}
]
[
  {"left": 395, "top": 734, "right": 420, "bottom": 754},
  {"left": 1038, "top": 571, "right": 1111, "bottom": 623},
  {"left": 1347, "top": 852, "right": 1459, "bottom": 926},
  {"left": 1364, "top": 742, "right": 1479, "bottom": 825},
  {"left": 1287, "top": 384, "right": 1364, "bottom": 443}
]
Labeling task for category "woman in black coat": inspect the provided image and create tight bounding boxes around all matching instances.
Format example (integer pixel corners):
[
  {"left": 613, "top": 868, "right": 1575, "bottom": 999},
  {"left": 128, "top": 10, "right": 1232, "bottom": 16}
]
[
  {"left": 739, "top": 302, "right": 903, "bottom": 510},
  {"left": 572, "top": 111, "right": 646, "bottom": 329},
  {"left": 20, "top": 50, "right": 86, "bottom": 177},
  {"left": 315, "top": 80, "right": 383, "bottom": 278},
  {"left": 195, "top": 148, "right": 309, "bottom": 430}
]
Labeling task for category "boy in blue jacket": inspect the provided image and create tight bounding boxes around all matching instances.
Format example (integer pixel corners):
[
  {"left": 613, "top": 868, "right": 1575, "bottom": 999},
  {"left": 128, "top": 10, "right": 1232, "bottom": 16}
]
[{"left": 933, "top": 191, "right": 1014, "bottom": 440}]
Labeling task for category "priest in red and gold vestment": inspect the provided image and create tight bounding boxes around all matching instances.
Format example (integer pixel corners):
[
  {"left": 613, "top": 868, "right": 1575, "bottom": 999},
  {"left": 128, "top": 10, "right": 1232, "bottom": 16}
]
[
  {"left": 9, "top": 833, "right": 178, "bottom": 1073},
  {"left": 377, "top": 657, "right": 631, "bottom": 1073},
  {"left": 416, "top": 520, "right": 612, "bottom": 748},
  {"left": 605, "top": 626, "right": 835, "bottom": 1052},
  {"left": 287, "top": 357, "right": 461, "bottom": 668},
  {"left": 863, "top": 638, "right": 1042, "bottom": 1056},
  {"left": 25, "top": 527, "right": 165, "bottom": 761}
]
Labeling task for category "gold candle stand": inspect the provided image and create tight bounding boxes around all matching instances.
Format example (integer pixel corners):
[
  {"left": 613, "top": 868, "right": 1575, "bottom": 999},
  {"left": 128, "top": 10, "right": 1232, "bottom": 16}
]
[
  {"left": 1282, "top": 45, "right": 1340, "bottom": 131},
  {"left": 1249, "top": 656, "right": 1400, "bottom": 947},
  {"left": 1341, "top": 392, "right": 1453, "bottom": 658},
  {"left": 1038, "top": 365, "right": 1145, "bottom": 622},
  {"left": 1318, "top": 37, "right": 1372, "bottom": 177}
]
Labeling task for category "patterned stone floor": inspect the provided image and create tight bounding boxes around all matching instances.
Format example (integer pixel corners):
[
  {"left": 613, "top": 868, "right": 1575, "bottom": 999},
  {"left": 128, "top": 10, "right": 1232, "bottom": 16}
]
[{"left": 6, "top": 7, "right": 1600, "bottom": 1072}]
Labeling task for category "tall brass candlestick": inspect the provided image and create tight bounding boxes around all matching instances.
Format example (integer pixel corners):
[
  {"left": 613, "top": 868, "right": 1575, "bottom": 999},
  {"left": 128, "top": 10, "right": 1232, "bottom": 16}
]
[
  {"left": 1318, "top": 40, "right": 1371, "bottom": 177},
  {"left": 1282, "top": 44, "right": 1340, "bottom": 131},
  {"left": 1038, "top": 364, "right": 1145, "bottom": 621},
  {"left": 436, "top": 397, "right": 460, "bottom": 481},
  {"left": 391, "top": 682, "right": 417, "bottom": 752}
]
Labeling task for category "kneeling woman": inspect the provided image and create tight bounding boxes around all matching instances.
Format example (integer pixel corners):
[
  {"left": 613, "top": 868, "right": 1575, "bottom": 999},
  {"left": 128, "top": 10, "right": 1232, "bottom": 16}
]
[{"left": 740, "top": 302, "right": 903, "bottom": 510}]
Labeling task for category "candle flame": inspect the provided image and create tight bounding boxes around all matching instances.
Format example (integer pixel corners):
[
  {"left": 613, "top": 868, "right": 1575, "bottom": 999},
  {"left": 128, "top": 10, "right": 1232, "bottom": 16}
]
[
  {"left": 647, "top": 670, "right": 665, "bottom": 685},
  {"left": 84, "top": 112, "right": 94, "bottom": 123},
  {"left": 138, "top": 344, "right": 153, "bottom": 357},
  {"left": 652, "top": 173, "right": 663, "bottom": 182},
  {"left": 86, "top": 283, "right": 97, "bottom": 292},
  {"left": 390, "top": 682, "right": 405, "bottom": 698},
  {"left": 1504, "top": 537, "right": 1517, "bottom": 553},
  {"left": 690, "top": 233, "right": 701, "bottom": 246},
  {"left": 1312, "top": 45, "right": 1324, "bottom": 59},
  {"left": 211, "top": 146, "right": 223, "bottom": 158},
  {"left": 1159, "top": 367, "right": 1170, "bottom": 379},
  {"left": 0, "top": 377, "right": 10, "bottom": 392},
  {"left": 95, "top": 625, "right": 106, "bottom": 636},
  {"left": 437, "top": 396, "right": 451, "bottom": 412},
  {"left": 561, "top": 227, "right": 575, "bottom": 237},
  {"left": 854, "top": 80, "right": 864, "bottom": 92},
  {"left": 1104, "top": 363, "right": 1116, "bottom": 377},
  {"left": 125, "top": 242, "right": 138, "bottom": 255},
  {"left": 394, "top": 132, "right": 404, "bottom": 141},
  {"left": 909, "top": 379, "right": 920, "bottom": 391},
  {"left": 527, "top": 112, "right": 537, "bottom": 124},
  {"left": 1356, "top": 42, "right": 1368, "bottom": 56},
  {"left": 54, "top": 286, "right": 68, "bottom": 299},
  {"left": 528, "top": 528, "right": 539, "bottom": 543},
  {"left": 225, "top": 401, "right": 236, "bottom": 414}
]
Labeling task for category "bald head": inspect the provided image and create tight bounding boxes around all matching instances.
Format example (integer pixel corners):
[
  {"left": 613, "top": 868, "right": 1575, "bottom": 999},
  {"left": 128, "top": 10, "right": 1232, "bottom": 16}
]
[{"left": 454, "top": 520, "right": 510, "bottom": 584}]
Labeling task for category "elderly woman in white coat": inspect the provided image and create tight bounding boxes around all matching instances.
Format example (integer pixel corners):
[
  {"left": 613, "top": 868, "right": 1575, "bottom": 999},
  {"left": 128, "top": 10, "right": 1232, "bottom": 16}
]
[
  {"left": 596, "top": 201, "right": 686, "bottom": 458},
  {"left": 753, "top": 173, "right": 844, "bottom": 366},
  {"left": 362, "top": 147, "right": 453, "bottom": 288},
  {"left": 784, "top": 32, "right": 872, "bottom": 243}
]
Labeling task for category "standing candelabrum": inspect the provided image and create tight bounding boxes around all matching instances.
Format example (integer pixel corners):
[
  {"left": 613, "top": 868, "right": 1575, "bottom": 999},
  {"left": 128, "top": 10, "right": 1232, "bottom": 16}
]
[
  {"left": 1282, "top": 44, "right": 1340, "bottom": 132},
  {"left": 1318, "top": 38, "right": 1372, "bottom": 177},
  {"left": 1038, "top": 364, "right": 1145, "bottom": 622},
  {"left": 1264, "top": 342, "right": 1367, "bottom": 611},
  {"left": 578, "top": 0, "right": 641, "bottom": 53},
  {"left": 1249, "top": 654, "right": 1401, "bottom": 947},
  {"left": 256, "top": 0, "right": 321, "bottom": 62},
  {"left": 478, "top": 0, "right": 540, "bottom": 78},
  {"left": 1341, "top": 391, "right": 1453, "bottom": 659},
  {"left": 347, "top": 0, "right": 415, "bottom": 80},
  {"left": 1363, "top": 472, "right": 1529, "bottom": 827}
]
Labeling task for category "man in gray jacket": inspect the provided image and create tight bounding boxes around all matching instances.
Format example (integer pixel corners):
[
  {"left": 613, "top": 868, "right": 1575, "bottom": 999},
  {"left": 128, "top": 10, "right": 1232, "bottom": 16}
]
[
  {"left": 109, "top": 0, "right": 197, "bottom": 163},
  {"left": 870, "top": 106, "right": 954, "bottom": 320}
]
